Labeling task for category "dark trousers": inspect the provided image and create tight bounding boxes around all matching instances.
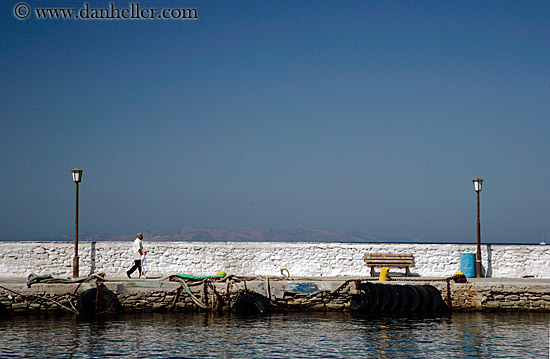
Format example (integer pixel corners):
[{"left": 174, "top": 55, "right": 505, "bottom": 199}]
[{"left": 127, "top": 260, "right": 141, "bottom": 277}]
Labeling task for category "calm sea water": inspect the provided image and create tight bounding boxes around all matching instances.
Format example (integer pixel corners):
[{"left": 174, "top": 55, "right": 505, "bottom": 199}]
[{"left": 0, "top": 312, "right": 548, "bottom": 358}]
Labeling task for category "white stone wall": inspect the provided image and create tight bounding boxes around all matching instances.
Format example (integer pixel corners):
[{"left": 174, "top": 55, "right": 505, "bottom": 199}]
[{"left": 0, "top": 241, "right": 549, "bottom": 279}]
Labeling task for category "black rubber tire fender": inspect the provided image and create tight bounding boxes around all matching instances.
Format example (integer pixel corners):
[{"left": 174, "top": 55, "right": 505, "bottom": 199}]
[
  {"left": 384, "top": 284, "right": 399, "bottom": 314},
  {"left": 0, "top": 301, "right": 9, "bottom": 319},
  {"left": 362, "top": 282, "right": 379, "bottom": 311},
  {"left": 232, "top": 291, "right": 272, "bottom": 316},
  {"left": 373, "top": 283, "right": 390, "bottom": 312},
  {"left": 77, "top": 285, "right": 122, "bottom": 315},
  {"left": 350, "top": 294, "right": 367, "bottom": 312},
  {"left": 395, "top": 284, "right": 412, "bottom": 313},
  {"left": 413, "top": 285, "right": 432, "bottom": 313},
  {"left": 423, "top": 285, "right": 449, "bottom": 313},
  {"left": 404, "top": 284, "right": 422, "bottom": 313},
  {"left": 351, "top": 282, "right": 378, "bottom": 312},
  {"left": 389, "top": 284, "right": 406, "bottom": 314}
]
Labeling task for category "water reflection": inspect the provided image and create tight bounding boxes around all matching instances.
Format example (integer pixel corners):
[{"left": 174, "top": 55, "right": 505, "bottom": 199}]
[
  {"left": 0, "top": 312, "right": 548, "bottom": 358},
  {"left": 351, "top": 312, "right": 548, "bottom": 359}
]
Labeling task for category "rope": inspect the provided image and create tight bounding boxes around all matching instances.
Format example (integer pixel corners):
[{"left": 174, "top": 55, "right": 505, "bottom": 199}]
[
  {"left": 206, "top": 279, "right": 225, "bottom": 311},
  {"left": 5, "top": 272, "right": 463, "bottom": 314},
  {"left": 26, "top": 273, "right": 107, "bottom": 288},
  {"left": 168, "top": 287, "right": 182, "bottom": 312},
  {"left": 173, "top": 277, "right": 211, "bottom": 309},
  {"left": 0, "top": 284, "right": 79, "bottom": 314},
  {"left": 280, "top": 268, "right": 290, "bottom": 279},
  {"left": 283, "top": 279, "right": 357, "bottom": 309}
]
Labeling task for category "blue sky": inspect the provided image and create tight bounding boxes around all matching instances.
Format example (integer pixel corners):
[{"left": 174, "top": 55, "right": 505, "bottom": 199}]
[{"left": 1, "top": 1, "right": 549, "bottom": 243}]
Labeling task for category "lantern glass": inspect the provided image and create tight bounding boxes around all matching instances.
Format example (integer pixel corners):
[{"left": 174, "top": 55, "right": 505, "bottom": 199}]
[
  {"left": 472, "top": 178, "right": 483, "bottom": 192},
  {"left": 72, "top": 168, "right": 83, "bottom": 183}
]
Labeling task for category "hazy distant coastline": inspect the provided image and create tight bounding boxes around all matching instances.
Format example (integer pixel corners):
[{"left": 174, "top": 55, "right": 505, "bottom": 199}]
[
  {"left": 4, "top": 226, "right": 540, "bottom": 244},
  {"left": 8, "top": 226, "right": 407, "bottom": 243}
]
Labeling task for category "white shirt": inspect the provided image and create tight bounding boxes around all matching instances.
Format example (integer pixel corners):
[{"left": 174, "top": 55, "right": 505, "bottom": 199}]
[{"left": 133, "top": 238, "right": 143, "bottom": 260}]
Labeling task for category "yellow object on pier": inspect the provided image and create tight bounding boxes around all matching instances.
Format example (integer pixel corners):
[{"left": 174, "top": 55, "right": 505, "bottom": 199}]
[{"left": 379, "top": 267, "right": 390, "bottom": 281}]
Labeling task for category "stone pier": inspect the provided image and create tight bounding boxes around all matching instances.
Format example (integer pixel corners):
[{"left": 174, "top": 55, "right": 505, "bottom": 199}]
[
  {"left": 1, "top": 276, "right": 550, "bottom": 315},
  {"left": 2, "top": 240, "right": 549, "bottom": 315}
]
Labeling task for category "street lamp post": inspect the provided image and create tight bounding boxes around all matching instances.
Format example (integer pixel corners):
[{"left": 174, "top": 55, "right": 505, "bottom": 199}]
[
  {"left": 72, "top": 168, "right": 83, "bottom": 278},
  {"left": 472, "top": 178, "right": 483, "bottom": 278}
]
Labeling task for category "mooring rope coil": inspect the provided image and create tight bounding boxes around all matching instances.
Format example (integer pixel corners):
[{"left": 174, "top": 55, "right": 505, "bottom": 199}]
[
  {"left": 174, "top": 278, "right": 211, "bottom": 309},
  {"left": 26, "top": 273, "right": 107, "bottom": 288},
  {"left": 0, "top": 284, "right": 79, "bottom": 314}
]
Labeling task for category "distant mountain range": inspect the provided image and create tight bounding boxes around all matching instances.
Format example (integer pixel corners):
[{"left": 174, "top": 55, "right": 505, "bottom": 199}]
[{"left": 32, "top": 226, "right": 411, "bottom": 243}]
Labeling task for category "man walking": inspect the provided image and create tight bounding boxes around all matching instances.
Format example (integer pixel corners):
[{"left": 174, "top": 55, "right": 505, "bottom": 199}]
[{"left": 126, "top": 232, "right": 144, "bottom": 278}]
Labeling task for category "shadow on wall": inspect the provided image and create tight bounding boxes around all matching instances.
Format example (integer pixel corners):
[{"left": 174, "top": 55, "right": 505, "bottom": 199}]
[
  {"left": 89, "top": 242, "right": 96, "bottom": 276},
  {"left": 485, "top": 244, "right": 492, "bottom": 278}
]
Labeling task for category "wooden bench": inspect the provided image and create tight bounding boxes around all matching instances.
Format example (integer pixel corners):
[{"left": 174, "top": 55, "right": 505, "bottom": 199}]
[{"left": 364, "top": 253, "right": 415, "bottom": 277}]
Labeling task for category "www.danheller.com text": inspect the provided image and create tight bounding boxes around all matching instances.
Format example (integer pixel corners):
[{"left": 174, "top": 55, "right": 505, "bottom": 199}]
[{"left": 14, "top": 2, "right": 199, "bottom": 20}]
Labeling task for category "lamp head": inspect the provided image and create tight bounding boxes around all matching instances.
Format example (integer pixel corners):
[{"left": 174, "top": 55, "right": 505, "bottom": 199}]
[
  {"left": 72, "top": 168, "right": 83, "bottom": 183},
  {"left": 472, "top": 177, "right": 483, "bottom": 193}
]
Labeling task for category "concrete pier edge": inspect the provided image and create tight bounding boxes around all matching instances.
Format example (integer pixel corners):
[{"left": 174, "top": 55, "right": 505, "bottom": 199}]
[{"left": 2, "top": 275, "right": 550, "bottom": 315}]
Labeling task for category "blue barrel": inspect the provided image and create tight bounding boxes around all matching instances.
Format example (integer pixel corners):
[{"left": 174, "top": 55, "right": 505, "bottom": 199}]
[{"left": 460, "top": 253, "right": 476, "bottom": 277}]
